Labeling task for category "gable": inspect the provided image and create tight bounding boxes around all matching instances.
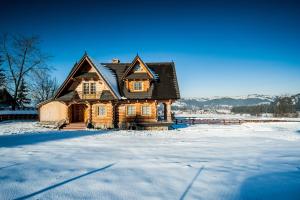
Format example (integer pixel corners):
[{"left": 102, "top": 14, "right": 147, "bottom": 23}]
[
  {"left": 122, "top": 55, "right": 155, "bottom": 80},
  {"left": 54, "top": 54, "right": 120, "bottom": 100},
  {"left": 132, "top": 62, "right": 146, "bottom": 73},
  {"left": 103, "top": 61, "right": 180, "bottom": 100}
]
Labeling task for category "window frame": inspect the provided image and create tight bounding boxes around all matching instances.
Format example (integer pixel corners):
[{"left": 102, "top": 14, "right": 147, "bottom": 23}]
[
  {"left": 133, "top": 81, "right": 143, "bottom": 91},
  {"left": 134, "top": 64, "right": 143, "bottom": 72},
  {"left": 126, "top": 105, "right": 136, "bottom": 116},
  {"left": 90, "top": 82, "right": 96, "bottom": 94},
  {"left": 98, "top": 105, "right": 106, "bottom": 117},
  {"left": 141, "top": 105, "right": 151, "bottom": 116},
  {"left": 83, "top": 82, "right": 90, "bottom": 95}
]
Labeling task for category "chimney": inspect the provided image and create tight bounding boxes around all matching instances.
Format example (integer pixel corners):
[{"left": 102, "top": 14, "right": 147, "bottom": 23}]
[{"left": 112, "top": 58, "right": 120, "bottom": 64}]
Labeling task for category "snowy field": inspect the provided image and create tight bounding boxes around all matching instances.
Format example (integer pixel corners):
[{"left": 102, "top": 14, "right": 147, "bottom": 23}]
[{"left": 0, "top": 121, "right": 300, "bottom": 200}]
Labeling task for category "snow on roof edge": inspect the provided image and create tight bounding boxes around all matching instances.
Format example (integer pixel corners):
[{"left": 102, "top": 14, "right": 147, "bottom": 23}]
[{"left": 96, "top": 64, "right": 122, "bottom": 99}]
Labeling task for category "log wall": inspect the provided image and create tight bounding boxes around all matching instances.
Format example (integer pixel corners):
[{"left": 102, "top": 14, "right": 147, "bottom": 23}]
[
  {"left": 117, "top": 101, "right": 157, "bottom": 128},
  {"left": 92, "top": 102, "right": 114, "bottom": 128},
  {"left": 39, "top": 101, "right": 68, "bottom": 122}
]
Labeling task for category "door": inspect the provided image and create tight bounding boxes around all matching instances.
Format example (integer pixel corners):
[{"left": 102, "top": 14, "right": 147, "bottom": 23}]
[{"left": 71, "top": 104, "right": 86, "bottom": 122}]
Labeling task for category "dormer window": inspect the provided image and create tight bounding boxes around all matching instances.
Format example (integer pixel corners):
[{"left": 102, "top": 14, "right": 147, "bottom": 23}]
[{"left": 133, "top": 81, "right": 143, "bottom": 91}]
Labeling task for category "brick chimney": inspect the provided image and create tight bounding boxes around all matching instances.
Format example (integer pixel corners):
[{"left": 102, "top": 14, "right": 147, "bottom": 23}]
[{"left": 112, "top": 58, "right": 120, "bottom": 64}]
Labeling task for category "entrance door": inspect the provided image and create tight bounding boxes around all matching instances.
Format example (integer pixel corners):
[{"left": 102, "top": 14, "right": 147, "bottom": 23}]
[{"left": 71, "top": 104, "right": 86, "bottom": 122}]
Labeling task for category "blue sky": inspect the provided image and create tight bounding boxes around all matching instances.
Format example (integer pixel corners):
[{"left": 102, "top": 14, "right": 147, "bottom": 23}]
[{"left": 1, "top": 0, "right": 300, "bottom": 97}]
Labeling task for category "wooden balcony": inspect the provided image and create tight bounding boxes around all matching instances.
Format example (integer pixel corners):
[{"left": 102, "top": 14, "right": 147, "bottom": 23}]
[{"left": 75, "top": 91, "right": 101, "bottom": 100}]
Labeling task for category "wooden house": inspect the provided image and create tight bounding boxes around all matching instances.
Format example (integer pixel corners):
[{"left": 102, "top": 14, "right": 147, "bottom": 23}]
[
  {"left": 0, "top": 87, "right": 17, "bottom": 110},
  {"left": 38, "top": 53, "right": 180, "bottom": 130}
]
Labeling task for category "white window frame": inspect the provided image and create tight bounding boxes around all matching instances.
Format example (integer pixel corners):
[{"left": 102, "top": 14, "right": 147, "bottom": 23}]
[
  {"left": 83, "top": 82, "right": 89, "bottom": 94},
  {"left": 127, "top": 105, "right": 136, "bottom": 116},
  {"left": 98, "top": 105, "right": 106, "bottom": 117},
  {"left": 90, "top": 82, "right": 96, "bottom": 94},
  {"left": 133, "top": 81, "right": 143, "bottom": 91},
  {"left": 141, "top": 105, "right": 151, "bottom": 116}
]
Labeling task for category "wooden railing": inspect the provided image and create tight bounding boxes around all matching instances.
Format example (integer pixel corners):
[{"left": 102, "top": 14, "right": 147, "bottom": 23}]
[
  {"left": 75, "top": 91, "right": 102, "bottom": 99},
  {"left": 174, "top": 117, "right": 300, "bottom": 125}
]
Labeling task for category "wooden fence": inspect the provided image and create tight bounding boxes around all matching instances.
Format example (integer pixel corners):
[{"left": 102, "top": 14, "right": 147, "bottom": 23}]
[
  {"left": 0, "top": 114, "right": 38, "bottom": 121},
  {"left": 175, "top": 117, "right": 300, "bottom": 125}
]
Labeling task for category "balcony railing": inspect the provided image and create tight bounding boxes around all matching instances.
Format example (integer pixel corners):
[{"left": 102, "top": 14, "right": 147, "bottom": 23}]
[{"left": 75, "top": 91, "right": 102, "bottom": 99}]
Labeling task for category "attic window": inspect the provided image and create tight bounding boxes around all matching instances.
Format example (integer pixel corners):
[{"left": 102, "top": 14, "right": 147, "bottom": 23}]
[
  {"left": 83, "top": 83, "right": 89, "bottom": 94},
  {"left": 134, "top": 64, "right": 143, "bottom": 72},
  {"left": 90, "top": 83, "right": 96, "bottom": 94}
]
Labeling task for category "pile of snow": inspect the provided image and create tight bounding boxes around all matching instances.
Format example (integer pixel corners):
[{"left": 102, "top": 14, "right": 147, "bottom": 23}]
[
  {"left": 0, "top": 122, "right": 300, "bottom": 199},
  {"left": 0, "top": 121, "right": 50, "bottom": 135}
]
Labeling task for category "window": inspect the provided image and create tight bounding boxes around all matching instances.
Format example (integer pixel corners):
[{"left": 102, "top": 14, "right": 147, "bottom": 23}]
[
  {"left": 142, "top": 105, "right": 151, "bottom": 116},
  {"left": 133, "top": 81, "right": 143, "bottom": 91},
  {"left": 98, "top": 105, "right": 106, "bottom": 116},
  {"left": 83, "top": 83, "right": 89, "bottom": 94},
  {"left": 134, "top": 64, "right": 143, "bottom": 72},
  {"left": 127, "top": 105, "right": 136, "bottom": 116},
  {"left": 83, "top": 82, "right": 96, "bottom": 95},
  {"left": 90, "top": 83, "right": 96, "bottom": 94}
]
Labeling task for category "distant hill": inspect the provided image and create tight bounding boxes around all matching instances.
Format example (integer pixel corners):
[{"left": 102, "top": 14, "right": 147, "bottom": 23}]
[{"left": 173, "top": 94, "right": 275, "bottom": 110}]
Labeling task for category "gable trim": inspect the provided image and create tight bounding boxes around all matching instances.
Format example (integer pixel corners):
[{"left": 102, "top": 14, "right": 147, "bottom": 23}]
[
  {"left": 54, "top": 54, "right": 120, "bottom": 100},
  {"left": 120, "top": 55, "right": 155, "bottom": 80}
]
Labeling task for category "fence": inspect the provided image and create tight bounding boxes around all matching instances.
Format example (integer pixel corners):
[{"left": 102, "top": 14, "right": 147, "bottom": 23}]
[
  {"left": 174, "top": 117, "right": 300, "bottom": 125},
  {"left": 0, "top": 110, "right": 38, "bottom": 121}
]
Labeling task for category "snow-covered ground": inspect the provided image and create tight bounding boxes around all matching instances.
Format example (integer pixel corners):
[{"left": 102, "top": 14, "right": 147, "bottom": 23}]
[{"left": 0, "top": 121, "right": 300, "bottom": 199}]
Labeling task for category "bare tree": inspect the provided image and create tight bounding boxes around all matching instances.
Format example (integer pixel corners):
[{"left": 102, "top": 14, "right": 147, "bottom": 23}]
[
  {"left": 0, "top": 55, "right": 5, "bottom": 87},
  {"left": 0, "top": 34, "right": 51, "bottom": 109},
  {"left": 30, "top": 69, "right": 59, "bottom": 105}
]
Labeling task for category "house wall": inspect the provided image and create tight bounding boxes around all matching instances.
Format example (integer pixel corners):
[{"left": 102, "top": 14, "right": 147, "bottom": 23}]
[
  {"left": 74, "top": 77, "right": 110, "bottom": 99},
  {"left": 126, "top": 80, "right": 150, "bottom": 92},
  {"left": 118, "top": 101, "right": 157, "bottom": 129},
  {"left": 39, "top": 101, "right": 68, "bottom": 122},
  {"left": 92, "top": 102, "right": 114, "bottom": 128}
]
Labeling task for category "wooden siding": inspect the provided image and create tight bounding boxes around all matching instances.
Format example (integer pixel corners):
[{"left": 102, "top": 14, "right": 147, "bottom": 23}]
[
  {"left": 74, "top": 78, "right": 110, "bottom": 99},
  {"left": 39, "top": 101, "right": 68, "bottom": 122},
  {"left": 92, "top": 102, "right": 113, "bottom": 128},
  {"left": 127, "top": 80, "right": 150, "bottom": 92},
  {"left": 117, "top": 101, "right": 157, "bottom": 128}
]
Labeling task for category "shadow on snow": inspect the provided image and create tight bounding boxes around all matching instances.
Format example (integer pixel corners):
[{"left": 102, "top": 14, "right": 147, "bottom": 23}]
[
  {"left": 0, "top": 163, "right": 22, "bottom": 171},
  {"left": 179, "top": 166, "right": 205, "bottom": 200},
  {"left": 0, "top": 129, "right": 110, "bottom": 148},
  {"left": 14, "top": 163, "right": 115, "bottom": 200},
  {"left": 238, "top": 170, "right": 300, "bottom": 200}
]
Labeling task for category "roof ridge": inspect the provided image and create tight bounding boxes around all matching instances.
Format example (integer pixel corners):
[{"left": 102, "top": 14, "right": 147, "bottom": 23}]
[{"left": 102, "top": 62, "right": 173, "bottom": 65}]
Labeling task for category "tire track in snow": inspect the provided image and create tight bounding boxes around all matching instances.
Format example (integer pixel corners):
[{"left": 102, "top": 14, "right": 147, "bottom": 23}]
[
  {"left": 179, "top": 166, "right": 205, "bottom": 200},
  {"left": 0, "top": 163, "right": 22, "bottom": 170}
]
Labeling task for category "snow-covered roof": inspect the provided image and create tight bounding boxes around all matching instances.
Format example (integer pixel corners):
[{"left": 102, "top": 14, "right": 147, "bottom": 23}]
[
  {"left": 148, "top": 67, "right": 159, "bottom": 80},
  {"left": 96, "top": 64, "right": 121, "bottom": 99}
]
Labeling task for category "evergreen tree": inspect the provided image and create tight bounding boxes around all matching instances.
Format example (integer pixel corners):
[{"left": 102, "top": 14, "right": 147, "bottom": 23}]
[
  {"left": 17, "top": 79, "right": 31, "bottom": 109},
  {"left": 273, "top": 96, "right": 296, "bottom": 117}
]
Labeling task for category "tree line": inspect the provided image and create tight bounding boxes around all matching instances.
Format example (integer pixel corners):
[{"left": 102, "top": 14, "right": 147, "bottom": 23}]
[
  {"left": 231, "top": 95, "right": 300, "bottom": 117},
  {"left": 0, "top": 34, "right": 58, "bottom": 110}
]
